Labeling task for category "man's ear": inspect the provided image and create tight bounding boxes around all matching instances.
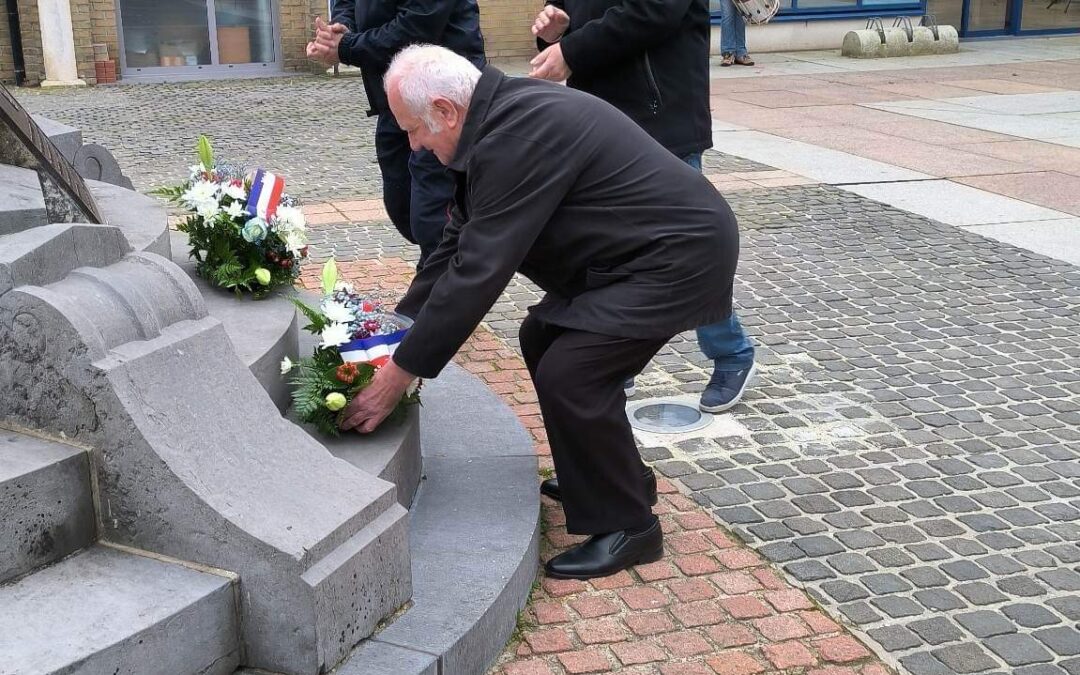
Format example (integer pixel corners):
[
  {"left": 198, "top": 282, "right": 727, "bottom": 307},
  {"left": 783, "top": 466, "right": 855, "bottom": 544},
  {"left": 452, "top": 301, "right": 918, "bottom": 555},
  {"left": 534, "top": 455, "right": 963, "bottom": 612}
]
[{"left": 432, "top": 98, "right": 460, "bottom": 129}]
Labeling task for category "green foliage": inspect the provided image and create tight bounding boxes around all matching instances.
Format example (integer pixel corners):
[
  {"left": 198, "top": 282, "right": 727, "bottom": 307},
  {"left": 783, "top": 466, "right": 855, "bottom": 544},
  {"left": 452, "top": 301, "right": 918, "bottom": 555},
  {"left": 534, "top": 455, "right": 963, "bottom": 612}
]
[
  {"left": 290, "top": 297, "right": 329, "bottom": 334},
  {"left": 197, "top": 135, "right": 215, "bottom": 171},
  {"left": 321, "top": 259, "right": 338, "bottom": 296}
]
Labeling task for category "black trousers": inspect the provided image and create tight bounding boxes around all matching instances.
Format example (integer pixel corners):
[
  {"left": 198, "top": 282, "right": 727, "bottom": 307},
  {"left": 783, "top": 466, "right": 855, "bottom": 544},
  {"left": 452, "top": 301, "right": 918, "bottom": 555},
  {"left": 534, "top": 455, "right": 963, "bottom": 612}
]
[
  {"left": 520, "top": 314, "right": 672, "bottom": 535},
  {"left": 374, "top": 113, "right": 456, "bottom": 265}
]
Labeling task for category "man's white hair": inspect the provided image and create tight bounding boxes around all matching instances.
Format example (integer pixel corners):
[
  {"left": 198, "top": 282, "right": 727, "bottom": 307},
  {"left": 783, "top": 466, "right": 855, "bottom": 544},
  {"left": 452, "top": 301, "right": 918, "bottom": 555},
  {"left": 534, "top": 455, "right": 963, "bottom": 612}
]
[{"left": 385, "top": 44, "right": 481, "bottom": 132}]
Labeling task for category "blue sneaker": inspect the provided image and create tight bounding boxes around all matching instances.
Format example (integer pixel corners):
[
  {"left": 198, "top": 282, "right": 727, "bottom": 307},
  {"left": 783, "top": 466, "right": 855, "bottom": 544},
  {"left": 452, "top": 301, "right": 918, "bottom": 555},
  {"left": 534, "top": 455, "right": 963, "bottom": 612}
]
[
  {"left": 624, "top": 377, "right": 636, "bottom": 397},
  {"left": 699, "top": 363, "right": 756, "bottom": 413}
]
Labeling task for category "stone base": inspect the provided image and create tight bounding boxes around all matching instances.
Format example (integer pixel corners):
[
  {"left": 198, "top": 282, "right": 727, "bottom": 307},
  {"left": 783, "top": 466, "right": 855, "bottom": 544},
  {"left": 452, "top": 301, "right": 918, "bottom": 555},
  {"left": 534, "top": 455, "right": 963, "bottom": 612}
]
[{"left": 40, "top": 79, "right": 87, "bottom": 88}]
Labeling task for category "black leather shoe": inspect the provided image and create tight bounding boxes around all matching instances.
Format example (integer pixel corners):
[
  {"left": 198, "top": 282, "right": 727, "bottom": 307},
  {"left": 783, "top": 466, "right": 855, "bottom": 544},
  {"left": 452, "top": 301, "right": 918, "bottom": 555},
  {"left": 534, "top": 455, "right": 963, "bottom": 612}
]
[
  {"left": 540, "top": 468, "right": 658, "bottom": 505},
  {"left": 545, "top": 518, "right": 664, "bottom": 579}
]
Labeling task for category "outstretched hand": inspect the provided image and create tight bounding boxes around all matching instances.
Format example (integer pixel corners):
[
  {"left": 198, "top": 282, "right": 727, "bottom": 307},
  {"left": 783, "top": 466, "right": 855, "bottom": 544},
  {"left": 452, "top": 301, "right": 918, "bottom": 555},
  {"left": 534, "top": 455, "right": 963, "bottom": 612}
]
[
  {"left": 306, "top": 16, "right": 347, "bottom": 66},
  {"left": 529, "top": 43, "right": 571, "bottom": 82},
  {"left": 339, "top": 360, "right": 417, "bottom": 434},
  {"left": 531, "top": 6, "right": 570, "bottom": 43}
]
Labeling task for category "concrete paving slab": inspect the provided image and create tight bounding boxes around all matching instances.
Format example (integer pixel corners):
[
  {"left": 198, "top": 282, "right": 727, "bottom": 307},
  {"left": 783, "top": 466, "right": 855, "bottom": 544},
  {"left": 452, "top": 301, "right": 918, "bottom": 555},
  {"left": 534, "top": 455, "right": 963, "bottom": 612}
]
[
  {"left": 710, "top": 130, "right": 931, "bottom": 184},
  {"left": 946, "top": 79, "right": 1068, "bottom": 95},
  {"left": 963, "top": 218, "right": 1080, "bottom": 266},
  {"left": 944, "top": 91, "right": 1080, "bottom": 115},
  {"left": 955, "top": 170, "right": 1080, "bottom": 215},
  {"left": 334, "top": 641, "right": 437, "bottom": 675},
  {"left": 841, "top": 178, "right": 1072, "bottom": 226},
  {"left": 960, "top": 139, "right": 1080, "bottom": 174}
]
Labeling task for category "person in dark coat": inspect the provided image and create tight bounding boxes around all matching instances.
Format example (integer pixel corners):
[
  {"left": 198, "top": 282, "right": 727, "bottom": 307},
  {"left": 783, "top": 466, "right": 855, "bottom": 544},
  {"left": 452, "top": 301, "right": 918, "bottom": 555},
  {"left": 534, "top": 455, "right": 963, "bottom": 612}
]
[
  {"left": 341, "top": 45, "right": 741, "bottom": 579},
  {"left": 305, "top": 1, "right": 485, "bottom": 265},
  {"left": 530, "top": 0, "right": 757, "bottom": 421}
]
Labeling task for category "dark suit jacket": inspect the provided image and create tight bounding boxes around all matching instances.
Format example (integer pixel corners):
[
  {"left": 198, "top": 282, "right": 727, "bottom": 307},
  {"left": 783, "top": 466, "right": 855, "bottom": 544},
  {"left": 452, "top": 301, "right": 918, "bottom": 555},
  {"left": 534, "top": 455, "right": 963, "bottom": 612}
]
[
  {"left": 539, "top": 0, "right": 712, "bottom": 157},
  {"left": 331, "top": 0, "right": 485, "bottom": 116},
  {"left": 392, "top": 67, "right": 739, "bottom": 379}
]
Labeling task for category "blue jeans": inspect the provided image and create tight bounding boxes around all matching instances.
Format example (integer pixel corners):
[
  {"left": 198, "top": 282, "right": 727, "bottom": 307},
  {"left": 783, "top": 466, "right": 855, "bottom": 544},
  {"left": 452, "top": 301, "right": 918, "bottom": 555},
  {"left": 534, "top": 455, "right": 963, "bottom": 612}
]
[
  {"left": 719, "top": 0, "right": 748, "bottom": 57},
  {"left": 682, "top": 152, "right": 755, "bottom": 372}
]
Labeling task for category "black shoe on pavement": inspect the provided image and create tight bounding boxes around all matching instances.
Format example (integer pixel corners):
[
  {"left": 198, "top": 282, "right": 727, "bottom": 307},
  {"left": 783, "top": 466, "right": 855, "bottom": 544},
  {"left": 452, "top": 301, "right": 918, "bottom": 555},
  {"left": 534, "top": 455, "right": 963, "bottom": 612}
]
[
  {"left": 699, "top": 362, "right": 756, "bottom": 413},
  {"left": 544, "top": 517, "right": 663, "bottom": 579},
  {"left": 541, "top": 467, "right": 658, "bottom": 505}
]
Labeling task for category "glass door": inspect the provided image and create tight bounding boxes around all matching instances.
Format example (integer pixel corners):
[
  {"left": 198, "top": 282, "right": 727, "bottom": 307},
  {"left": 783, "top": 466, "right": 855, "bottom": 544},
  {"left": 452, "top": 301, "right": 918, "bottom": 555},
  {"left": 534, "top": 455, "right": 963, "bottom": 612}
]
[
  {"left": 962, "top": 0, "right": 1016, "bottom": 33},
  {"left": 117, "top": 0, "right": 278, "bottom": 76},
  {"left": 1020, "top": 0, "right": 1080, "bottom": 31}
]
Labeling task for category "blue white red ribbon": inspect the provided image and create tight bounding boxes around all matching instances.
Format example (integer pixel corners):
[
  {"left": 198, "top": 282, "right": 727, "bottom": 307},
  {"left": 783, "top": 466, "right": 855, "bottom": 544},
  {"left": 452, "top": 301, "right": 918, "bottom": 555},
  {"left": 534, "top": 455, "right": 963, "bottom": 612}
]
[
  {"left": 339, "top": 328, "right": 408, "bottom": 367},
  {"left": 246, "top": 169, "right": 285, "bottom": 220}
]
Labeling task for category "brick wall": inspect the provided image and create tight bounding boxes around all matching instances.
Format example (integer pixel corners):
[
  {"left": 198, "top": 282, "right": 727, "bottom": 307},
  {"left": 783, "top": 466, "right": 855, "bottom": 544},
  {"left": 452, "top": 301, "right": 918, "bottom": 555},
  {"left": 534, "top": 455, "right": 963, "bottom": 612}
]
[
  {"left": 16, "top": 0, "right": 42, "bottom": 85},
  {"left": 89, "top": 0, "right": 118, "bottom": 68},
  {"left": 280, "top": 0, "right": 325, "bottom": 74},
  {"left": 479, "top": 0, "right": 542, "bottom": 58},
  {"left": 70, "top": 0, "right": 97, "bottom": 83},
  {"left": 1, "top": 7, "right": 14, "bottom": 83}
]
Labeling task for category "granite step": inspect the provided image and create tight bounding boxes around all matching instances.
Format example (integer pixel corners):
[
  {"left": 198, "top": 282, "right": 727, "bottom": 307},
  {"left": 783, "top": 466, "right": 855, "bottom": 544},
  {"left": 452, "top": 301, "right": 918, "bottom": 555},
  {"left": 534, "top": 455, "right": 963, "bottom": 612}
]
[
  {"left": 329, "top": 363, "right": 541, "bottom": 675},
  {"left": 0, "top": 544, "right": 240, "bottom": 675},
  {"left": 170, "top": 231, "right": 299, "bottom": 412},
  {"left": 0, "top": 165, "right": 47, "bottom": 237},
  {"left": 0, "top": 429, "right": 95, "bottom": 584}
]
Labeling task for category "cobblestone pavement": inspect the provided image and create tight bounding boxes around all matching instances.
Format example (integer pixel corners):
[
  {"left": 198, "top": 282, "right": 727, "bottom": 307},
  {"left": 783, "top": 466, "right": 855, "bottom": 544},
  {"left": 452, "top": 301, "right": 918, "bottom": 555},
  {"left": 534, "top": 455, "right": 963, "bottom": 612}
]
[
  {"left": 13, "top": 76, "right": 382, "bottom": 201},
  {"left": 302, "top": 148, "right": 1080, "bottom": 674}
]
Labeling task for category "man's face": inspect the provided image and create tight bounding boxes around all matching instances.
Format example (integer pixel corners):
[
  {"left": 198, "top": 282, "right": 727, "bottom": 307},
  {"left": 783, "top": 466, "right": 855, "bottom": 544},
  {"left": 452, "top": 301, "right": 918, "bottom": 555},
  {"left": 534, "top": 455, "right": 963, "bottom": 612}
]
[{"left": 387, "top": 83, "right": 463, "bottom": 165}]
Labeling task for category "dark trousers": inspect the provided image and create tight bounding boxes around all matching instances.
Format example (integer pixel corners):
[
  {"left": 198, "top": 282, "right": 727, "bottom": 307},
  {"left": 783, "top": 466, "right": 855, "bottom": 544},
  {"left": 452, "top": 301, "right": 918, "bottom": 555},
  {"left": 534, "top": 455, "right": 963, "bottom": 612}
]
[
  {"left": 520, "top": 314, "right": 671, "bottom": 535},
  {"left": 375, "top": 113, "right": 456, "bottom": 265}
]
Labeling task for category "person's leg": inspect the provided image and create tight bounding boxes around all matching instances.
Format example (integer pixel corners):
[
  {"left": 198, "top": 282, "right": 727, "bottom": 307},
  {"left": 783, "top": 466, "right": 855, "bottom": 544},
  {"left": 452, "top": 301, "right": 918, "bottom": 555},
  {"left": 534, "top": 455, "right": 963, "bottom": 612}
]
[
  {"left": 720, "top": 0, "right": 738, "bottom": 64},
  {"left": 734, "top": 10, "right": 749, "bottom": 58},
  {"left": 530, "top": 327, "right": 668, "bottom": 535},
  {"left": 697, "top": 312, "right": 756, "bottom": 412},
  {"left": 407, "top": 148, "right": 456, "bottom": 266},
  {"left": 375, "top": 114, "right": 416, "bottom": 245}
]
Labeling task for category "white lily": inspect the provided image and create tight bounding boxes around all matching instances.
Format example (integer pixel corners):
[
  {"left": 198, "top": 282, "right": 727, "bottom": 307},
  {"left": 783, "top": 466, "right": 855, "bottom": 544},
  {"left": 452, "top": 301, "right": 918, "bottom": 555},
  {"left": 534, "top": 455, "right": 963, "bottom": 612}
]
[{"left": 280, "top": 356, "right": 295, "bottom": 375}]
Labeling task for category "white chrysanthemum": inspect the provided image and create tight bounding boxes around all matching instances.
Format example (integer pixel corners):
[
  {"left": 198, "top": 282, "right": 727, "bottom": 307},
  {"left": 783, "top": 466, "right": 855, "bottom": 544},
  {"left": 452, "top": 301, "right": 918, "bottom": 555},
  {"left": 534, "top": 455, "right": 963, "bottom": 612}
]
[
  {"left": 284, "top": 230, "right": 307, "bottom": 256},
  {"left": 194, "top": 199, "right": 221, "bottom": 220},
  {"left": 182, "top": 180, "right": 218, "bottom": 207},
  {"left": 275, "top": 205, "right": 306, "bottom": 232},
  {"left": 321, "top": 300, "right": 353, "bottom": 324},
  {"left": 280, "top": 356, "right": 295, "bottom": 375},
  {"left": 224, "top": 201, "right": 245, "bottom": 219},
  {"left": 406, "top": 379, "right": 420, "bottom": 396},
  {"left": 320, "top": 322, "right": 352, "bottom": 348},
  {"left": 222, "top": 182, "right": 246, "bottom": 201}
]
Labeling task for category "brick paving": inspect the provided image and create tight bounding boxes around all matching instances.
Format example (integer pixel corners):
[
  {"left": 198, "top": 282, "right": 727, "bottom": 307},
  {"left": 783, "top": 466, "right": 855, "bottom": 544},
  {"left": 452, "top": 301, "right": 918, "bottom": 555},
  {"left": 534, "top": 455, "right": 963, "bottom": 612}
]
[{"left": 29, "top": 70, "right": 1080, "bottom": 673}]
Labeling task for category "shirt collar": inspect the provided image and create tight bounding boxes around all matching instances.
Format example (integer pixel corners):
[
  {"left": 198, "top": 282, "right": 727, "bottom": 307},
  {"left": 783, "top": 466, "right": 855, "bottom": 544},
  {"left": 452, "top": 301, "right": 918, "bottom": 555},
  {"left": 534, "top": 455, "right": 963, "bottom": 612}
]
[{"left": 447, "top": 66, "right": 503, "bottom": 173}]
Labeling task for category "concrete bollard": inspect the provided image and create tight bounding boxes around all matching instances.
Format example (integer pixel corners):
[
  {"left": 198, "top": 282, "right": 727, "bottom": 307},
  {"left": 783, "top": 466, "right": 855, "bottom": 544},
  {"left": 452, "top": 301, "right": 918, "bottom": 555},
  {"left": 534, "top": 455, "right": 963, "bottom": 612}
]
[{"left": 842, "top": 21, "right": 959, "bottom": 58}]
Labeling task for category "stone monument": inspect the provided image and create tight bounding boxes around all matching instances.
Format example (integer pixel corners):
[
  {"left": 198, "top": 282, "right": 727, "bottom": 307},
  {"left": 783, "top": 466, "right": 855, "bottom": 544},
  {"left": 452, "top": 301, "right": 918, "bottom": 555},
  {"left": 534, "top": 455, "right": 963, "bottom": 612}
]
[{"left": 0, "top": 84, "right": 413, "bottom": 674}]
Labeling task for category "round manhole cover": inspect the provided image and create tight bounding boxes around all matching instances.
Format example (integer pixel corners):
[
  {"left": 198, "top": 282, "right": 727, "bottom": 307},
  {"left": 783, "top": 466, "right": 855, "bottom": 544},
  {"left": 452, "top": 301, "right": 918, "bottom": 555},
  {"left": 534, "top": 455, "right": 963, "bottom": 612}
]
[{"left": 627, "top": 399, "right": 711, "bottom": 434}]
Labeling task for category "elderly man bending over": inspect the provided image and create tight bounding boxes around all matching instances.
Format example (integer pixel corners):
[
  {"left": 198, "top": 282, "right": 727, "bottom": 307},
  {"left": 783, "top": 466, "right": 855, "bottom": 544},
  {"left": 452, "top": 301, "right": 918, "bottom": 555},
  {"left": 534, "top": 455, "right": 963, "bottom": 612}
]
[{"left": 342, "top": 44, "right": 740, "bottom": 580}]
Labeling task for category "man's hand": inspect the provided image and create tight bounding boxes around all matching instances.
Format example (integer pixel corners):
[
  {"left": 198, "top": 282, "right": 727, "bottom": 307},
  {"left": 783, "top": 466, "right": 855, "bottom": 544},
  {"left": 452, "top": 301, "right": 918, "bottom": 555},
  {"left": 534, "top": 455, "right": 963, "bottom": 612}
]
[
  {"left": 339, "top": 360, "right": 417, "bottom": 433},
  {"left": 306, "top": 16, "right": 347, "bottom": 66},
  {"left": 531, "top": 6, "right": 570, "bottom": 43},
  {"left": 529, "top": 43, "right": 571, "bottom": 82}
]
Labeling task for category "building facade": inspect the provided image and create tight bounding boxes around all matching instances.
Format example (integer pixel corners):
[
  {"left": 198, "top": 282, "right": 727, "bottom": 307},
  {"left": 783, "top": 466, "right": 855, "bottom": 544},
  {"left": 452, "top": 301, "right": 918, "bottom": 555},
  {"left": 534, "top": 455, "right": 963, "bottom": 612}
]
[{"left": 2, "top": 0, "right": 1077, "bottom": 86}]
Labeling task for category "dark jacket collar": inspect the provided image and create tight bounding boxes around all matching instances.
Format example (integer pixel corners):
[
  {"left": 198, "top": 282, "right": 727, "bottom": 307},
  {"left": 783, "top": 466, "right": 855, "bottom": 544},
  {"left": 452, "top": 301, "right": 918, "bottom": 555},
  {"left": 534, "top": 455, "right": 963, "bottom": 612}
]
[{"left": 448, "top": 66, "right": 503, "bottom": 173}]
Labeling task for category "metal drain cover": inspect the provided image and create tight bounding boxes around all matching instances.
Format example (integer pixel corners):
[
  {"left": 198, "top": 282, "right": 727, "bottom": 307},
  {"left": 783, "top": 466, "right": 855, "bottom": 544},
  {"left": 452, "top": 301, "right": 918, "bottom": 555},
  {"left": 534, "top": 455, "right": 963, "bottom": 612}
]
[{"left": 627, "top": 399, "right": 711, "bottom": 434}]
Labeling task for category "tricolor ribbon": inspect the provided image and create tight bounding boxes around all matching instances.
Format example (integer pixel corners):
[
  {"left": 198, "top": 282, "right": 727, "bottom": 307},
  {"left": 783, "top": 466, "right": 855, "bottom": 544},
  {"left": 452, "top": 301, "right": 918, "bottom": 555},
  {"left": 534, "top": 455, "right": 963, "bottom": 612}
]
[{"left": 338, "top": 328, "right": 408, "bottom": 367}]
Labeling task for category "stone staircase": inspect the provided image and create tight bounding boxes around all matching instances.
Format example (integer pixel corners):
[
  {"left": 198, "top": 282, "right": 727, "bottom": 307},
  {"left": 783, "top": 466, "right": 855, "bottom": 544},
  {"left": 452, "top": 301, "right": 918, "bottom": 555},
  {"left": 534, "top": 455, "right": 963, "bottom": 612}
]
[{"left": 0, "top": 118, "right": 539, "bottom": 675}]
